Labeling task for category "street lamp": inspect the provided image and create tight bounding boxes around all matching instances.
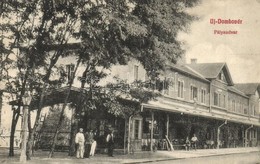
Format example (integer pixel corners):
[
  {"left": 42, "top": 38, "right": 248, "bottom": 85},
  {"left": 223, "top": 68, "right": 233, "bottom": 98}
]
[{"left": 20, "top": 89, "right": 32, "bottom": 162}]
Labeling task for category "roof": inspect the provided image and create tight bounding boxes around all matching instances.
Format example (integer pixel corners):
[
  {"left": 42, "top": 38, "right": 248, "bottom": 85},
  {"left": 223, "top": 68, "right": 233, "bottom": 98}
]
[
  {"left": 227, "top": 86, "right": 248, "bottom": 98},
  {"left": 166, "top": 64, "right": 209, "bottom": 83},
  {"left": 186, "top": 63, "right": 234, "bottom": 85},
  {"left": 234, "top": 83, "right": 260, "bottom": 95},
  {"left": 186, "top": 63, "right": 225, "bottom": 78}
]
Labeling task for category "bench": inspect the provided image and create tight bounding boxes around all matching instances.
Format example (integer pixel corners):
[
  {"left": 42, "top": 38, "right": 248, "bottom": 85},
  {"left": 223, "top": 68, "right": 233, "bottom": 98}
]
[{"left": 172, "top": 144, "right": 186, "bottom": 150}]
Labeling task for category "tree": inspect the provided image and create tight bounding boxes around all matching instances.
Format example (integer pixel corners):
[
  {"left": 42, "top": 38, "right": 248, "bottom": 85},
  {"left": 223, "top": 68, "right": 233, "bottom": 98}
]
[
  {"left": 0, "top": 0, "right": 81, "bottom": 157},
  {"left": 66, "top": 0, "right": 199, "bottom": 155},
  {"left": 1, "top": 0, "right": 199, "bottom": 158},
  {"left": 0, "top": 1, "right": 29, "bottom": 156},
  {"left": 130, "top": 0, "right": 199, "bottom": 75}
]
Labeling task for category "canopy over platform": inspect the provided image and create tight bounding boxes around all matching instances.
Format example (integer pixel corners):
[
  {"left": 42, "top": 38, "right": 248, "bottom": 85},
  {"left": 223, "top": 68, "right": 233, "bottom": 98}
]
[{"left": 9, "top": 86, "right": 83, "bottom": 109}]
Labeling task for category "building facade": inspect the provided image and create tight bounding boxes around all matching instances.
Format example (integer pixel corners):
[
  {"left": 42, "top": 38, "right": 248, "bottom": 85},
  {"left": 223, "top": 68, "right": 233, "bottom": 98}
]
[
  {"left": 126, "top": 60, "right": 260, "bottom": 151},
  {"left": 1, "top": 56, "right": 259, "bottom": 151}
]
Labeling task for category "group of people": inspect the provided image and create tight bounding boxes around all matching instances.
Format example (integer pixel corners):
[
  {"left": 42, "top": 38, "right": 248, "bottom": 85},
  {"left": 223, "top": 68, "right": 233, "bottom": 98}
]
[
  {"left": 184, "top": 134, "right": 198, "bottom": 151},
  {"left": 75, "top": 128, "right": 115, "bottom": 159}
]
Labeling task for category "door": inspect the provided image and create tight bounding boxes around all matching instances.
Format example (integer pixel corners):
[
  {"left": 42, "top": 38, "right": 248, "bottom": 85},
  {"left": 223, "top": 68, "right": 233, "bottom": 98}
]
[{"left": 131, "top": 118, "right": 143, "bottom": 151}]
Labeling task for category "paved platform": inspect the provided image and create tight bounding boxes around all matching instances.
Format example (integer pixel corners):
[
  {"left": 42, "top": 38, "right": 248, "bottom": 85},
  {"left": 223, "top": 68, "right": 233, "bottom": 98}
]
[
  {"left": 122, "top": 147, "right": 260, "bottom": 163},
  {"left": 0, "top": 147, "right": 259, "bottom": 163}
]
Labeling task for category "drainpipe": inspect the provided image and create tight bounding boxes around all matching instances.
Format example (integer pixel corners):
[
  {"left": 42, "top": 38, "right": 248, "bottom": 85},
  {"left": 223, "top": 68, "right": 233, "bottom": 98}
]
[
  {"left": 245, "top": 125, "right": 253, "bottom": 147},
  {"left": 248, "top": 99, "right": 250, "bottom": 119},
  {"left": 166, "top": 114, "right": 169, "bottom": 138},
  {"left": 217, "top": 120, "right": 227, "bottom": 149}
]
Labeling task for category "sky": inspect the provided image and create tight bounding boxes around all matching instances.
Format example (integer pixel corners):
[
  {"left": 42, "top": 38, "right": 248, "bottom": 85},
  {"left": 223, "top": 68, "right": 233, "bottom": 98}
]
[{"left": 178, "top": 0, "right": 260, "bottom": 83}]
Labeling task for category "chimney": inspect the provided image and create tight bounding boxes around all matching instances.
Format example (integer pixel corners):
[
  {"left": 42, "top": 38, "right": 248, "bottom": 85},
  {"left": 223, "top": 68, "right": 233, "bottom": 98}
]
[{"left": 191, "top": 58, "right": 197, "bottom": 64}]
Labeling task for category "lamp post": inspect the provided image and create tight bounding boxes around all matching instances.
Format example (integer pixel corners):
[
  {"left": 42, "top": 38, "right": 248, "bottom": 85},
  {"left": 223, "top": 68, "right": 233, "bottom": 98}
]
[{"left": 20, "top": 89, "right": 32, "bottom": 162}]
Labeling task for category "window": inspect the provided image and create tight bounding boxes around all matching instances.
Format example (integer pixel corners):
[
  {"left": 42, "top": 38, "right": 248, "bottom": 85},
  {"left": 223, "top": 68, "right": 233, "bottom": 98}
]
[
  {"left": 223, "top": 95, "right": 226, "bottom": 108},
  {"left": 218, "top": 71, "right": 225, "bottom": 81},
  {"left": 253, "top": 105, "right": 256, "bottom": 116},
  {"left": 218, "top": 73, "right": 222, "bottom": 80},
  {"left": 134, "top": 120, "right": 140, "bottom": 139},
  {"left": 201, "top": 89, "right": 206, "bottom": 104},
  {"left": 244, "top": 108, "right": 248, "bottom": 115},
  {"left": 254, "top": 129, "right": 257, "bottom": 138},
  {"left": 133, "top": 119, "right": 142, "bottom": 139},
  {"left": 214, "top": 92, "right": 220, "bottom": 106},
  {"left": 228, "top": 98, "right": 232, "bottom": 110},
  {"left": 66, "top": 64, "right": 75, "bottom": 82},
  {"left": 190, "top": 85, "right": 198, "bottom": 101},
  {"left": 232, "top": 100, "right": 236, "bottom": 111},
  {"left": 177, "top": 80, "right": 184, "bottom": 98},
  {"left": 237, "top": 101, "right": 241, "bottom": 113},
  {"left": 134, "top": 65, "right": 139, "bottom": 81},
  {"left": 249, "top": 105, "right": 255, "bottom": 116}
]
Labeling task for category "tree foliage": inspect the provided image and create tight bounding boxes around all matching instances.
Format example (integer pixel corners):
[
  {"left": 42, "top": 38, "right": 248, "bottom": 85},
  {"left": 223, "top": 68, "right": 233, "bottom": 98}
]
[{"left": 0, "top": 0, "right": 200, "bottom": 158}]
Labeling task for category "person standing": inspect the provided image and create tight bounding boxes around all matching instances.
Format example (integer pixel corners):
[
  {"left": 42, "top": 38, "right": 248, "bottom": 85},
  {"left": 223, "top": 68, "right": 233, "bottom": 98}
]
[
  {"left": 75, "top": 128, "right": 85, "bottom": 159},
  {"left": 184, "top": 136, "right": 191, "bottom": 151},
  {"left": 84, "top": 129, "right": 94, "bottom": 158},
  {"left": 90, "top": 130, "right": 97, "bottom": 156},
  {"left": 191, "top": 134, "right": 198, "bottom": 150},
  {"left": 106, "top": 130, "right": 115, "bottom": 157}
]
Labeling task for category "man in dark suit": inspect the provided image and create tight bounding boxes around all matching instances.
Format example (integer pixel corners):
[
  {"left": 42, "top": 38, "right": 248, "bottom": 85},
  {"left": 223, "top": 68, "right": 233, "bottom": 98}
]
[
  {"left": 106, "top": 130, "right": 115, "bottom": 157},
  {"left": 84, "top": 129, "right": 94, "bottom": 158}
]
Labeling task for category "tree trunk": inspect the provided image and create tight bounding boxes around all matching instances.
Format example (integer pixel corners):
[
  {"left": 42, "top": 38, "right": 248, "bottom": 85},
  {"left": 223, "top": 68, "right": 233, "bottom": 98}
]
[
  {"left": 68, "top": 108, "right": 78, "bottom": 156},
  {"left": 9, "top": 69, "right": 29, "bottom": 157},
  {"left": 26, "top": 110, "right": 32, "bottom": 160},
  {"left": 0, "top": 92, "right": 2, "bottom": 132},
  {"left": 9, "top": 108, "right": 20, "bottom": 157}
]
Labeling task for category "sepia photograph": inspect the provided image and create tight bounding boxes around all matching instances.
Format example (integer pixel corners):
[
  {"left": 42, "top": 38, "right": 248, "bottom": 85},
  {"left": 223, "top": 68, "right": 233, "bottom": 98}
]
[{"left": 0, "top": 0, "right": 260, "bottom": 163}]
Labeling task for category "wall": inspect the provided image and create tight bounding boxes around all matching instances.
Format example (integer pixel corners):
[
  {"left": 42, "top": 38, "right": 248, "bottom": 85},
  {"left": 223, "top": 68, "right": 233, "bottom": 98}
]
[
  {"left": 56, "top": 56, "right": 147, "bottom": 88},
  {"left": 0, "top": 92, "right": 37, "bottom": 147},
  {"left": 163, "top": 70, "right": 210, "bottom": 107},
  {"left": 227, "top": 91, "right": 249, "bottom": 116},
  {"left": 211, "top": 79, "right": 228, "bottom": 110}
]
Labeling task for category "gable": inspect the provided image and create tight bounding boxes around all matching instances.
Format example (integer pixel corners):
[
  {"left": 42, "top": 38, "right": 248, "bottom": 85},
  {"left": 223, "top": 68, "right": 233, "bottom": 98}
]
[
  {"left": 217, "top": 70, "right": 228, "bottom": 83},
  {"left": 218, "top": 64, "right": 233, "bottom": 86},
  {"left": 187, "top": 63, "right": 234, "bottom": 86}
]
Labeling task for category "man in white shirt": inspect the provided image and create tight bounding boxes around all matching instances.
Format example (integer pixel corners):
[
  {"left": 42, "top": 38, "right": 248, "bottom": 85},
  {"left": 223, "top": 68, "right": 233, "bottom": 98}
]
[
  {"left": 191, "top": 134, "right": 198, "bottom": 150},
  {"left": 75, "top": 128, "right": 85, "bottom": 158}
]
